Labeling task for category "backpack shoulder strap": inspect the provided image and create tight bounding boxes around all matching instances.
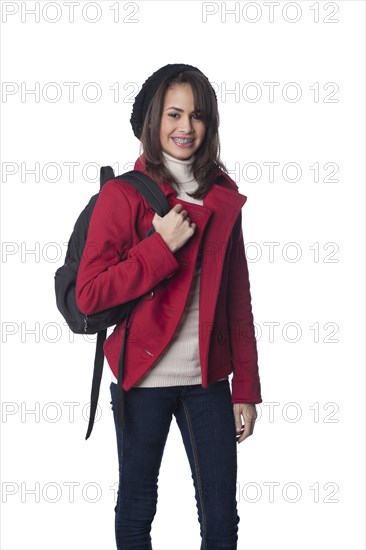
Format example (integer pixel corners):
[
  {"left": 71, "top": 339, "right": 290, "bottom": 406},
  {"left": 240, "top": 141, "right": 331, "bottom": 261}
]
[
  {"left": 99, "top": 167, "right": 171, "bottom": 218},
  {"left": 115, "top": 170, "right": 171, "bottom": 218}
]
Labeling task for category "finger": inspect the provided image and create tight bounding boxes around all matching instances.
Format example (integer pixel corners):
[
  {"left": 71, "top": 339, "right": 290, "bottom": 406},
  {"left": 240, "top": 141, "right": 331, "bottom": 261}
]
[
  {"left": 236, "top": 424, "right": 244, "bottom": 436},
  {"left": 241, "top": 422, "right": 255, "bottom": 442},
  {"left": 236, "top": 430, "right": 246, "bottom": 444},
  {"left": 235, "top": 423, "right": 244, "bottom": 443},
  {"left": 233, "top": 409, "right": 242, "bottom": 432},
  {"left": 237, "top": 423, "right": 253, "bottom": 444}
]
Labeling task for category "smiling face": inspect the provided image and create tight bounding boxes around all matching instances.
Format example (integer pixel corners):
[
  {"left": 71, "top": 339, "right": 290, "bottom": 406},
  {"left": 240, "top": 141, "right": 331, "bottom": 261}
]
[{"left": 159, "top": 83, "right": 206, "bottom": 161}]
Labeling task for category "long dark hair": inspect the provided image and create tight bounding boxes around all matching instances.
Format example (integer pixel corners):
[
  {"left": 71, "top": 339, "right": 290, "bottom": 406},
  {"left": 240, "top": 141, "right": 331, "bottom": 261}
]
[{"left": 139, "top": 70, "right": 229, "bottom": 200}]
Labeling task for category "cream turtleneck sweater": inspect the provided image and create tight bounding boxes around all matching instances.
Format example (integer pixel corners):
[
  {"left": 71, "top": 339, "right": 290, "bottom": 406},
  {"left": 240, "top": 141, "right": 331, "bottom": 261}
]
[{"left": 111, "top": 151, "right": 227, "bottom": 387}]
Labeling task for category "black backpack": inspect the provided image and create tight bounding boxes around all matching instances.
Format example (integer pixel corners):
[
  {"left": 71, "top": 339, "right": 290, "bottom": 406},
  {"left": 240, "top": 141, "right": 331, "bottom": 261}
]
[{"left": 54, "top": 166, "right": 171, "bottom": 439}]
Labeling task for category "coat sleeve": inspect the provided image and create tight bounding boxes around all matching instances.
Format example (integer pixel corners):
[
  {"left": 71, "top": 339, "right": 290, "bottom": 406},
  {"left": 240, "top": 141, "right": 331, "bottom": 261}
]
[
  {"left": 226, "top": 211, "right": 262, "bottom": 404},
  {"left": 75, "top": 179, "right": 180, "bottom": 315}
]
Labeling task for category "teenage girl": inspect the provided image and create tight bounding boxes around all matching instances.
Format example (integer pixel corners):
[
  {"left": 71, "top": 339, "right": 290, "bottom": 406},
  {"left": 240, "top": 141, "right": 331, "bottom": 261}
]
[{"left": 76, "top": 63, "right": 263, "bottom": 550}]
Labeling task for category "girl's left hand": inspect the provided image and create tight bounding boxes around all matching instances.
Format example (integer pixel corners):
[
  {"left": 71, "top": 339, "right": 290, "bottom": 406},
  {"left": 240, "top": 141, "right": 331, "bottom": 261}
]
[{"left": 233, "top": 403, "right": 258, "bottom": 444}]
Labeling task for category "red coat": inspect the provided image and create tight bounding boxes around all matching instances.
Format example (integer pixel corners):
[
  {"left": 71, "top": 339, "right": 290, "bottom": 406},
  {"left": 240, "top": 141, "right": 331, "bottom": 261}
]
[{"left": 76, "top": 155, "right": 262, "bottom": 404}]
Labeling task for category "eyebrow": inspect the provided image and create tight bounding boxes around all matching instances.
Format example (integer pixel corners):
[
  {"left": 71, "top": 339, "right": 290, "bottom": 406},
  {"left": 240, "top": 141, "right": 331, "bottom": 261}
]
[{"left": 164, "top": 106, "right": 201, "bottom": 113}]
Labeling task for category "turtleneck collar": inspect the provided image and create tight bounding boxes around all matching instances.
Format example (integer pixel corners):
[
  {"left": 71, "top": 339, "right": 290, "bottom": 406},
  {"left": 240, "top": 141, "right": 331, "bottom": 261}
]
[{"left": 162, "top": 150, "right": 196, "bottom": 185}]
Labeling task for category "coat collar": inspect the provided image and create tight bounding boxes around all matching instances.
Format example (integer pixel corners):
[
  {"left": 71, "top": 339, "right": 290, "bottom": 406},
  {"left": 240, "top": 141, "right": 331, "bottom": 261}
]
[{"left": 133, "top": 154, "right": 247, "bottom": 212}]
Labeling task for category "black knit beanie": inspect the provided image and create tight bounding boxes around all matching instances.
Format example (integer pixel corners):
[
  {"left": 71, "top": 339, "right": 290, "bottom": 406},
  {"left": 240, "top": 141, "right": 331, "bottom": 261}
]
[{"left": 130, "top": 63, "right": 216, "bottom": 140}]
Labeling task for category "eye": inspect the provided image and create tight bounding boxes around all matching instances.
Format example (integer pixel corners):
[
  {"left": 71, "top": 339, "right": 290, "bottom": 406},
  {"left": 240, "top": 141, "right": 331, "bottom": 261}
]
[{"left": 167, "top": 112, "right": 203, "bottom": 120}]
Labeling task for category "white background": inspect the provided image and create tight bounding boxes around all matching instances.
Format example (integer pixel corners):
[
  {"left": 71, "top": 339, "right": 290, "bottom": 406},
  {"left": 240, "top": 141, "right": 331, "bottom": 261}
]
[{"left": 1, "top": 1, "right": 365, "bottom": 549}]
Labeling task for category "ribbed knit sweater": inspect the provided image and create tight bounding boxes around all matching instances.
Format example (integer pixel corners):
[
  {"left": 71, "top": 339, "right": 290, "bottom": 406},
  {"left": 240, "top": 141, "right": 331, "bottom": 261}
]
[{"left": 111, "top": 151, "right": 228, "bottom": 387}]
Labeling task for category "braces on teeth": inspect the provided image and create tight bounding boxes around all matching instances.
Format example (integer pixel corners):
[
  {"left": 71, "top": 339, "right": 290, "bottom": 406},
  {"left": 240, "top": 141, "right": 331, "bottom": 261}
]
[{"left": 174, "top": 138, "right": 194, "bottom": 144}]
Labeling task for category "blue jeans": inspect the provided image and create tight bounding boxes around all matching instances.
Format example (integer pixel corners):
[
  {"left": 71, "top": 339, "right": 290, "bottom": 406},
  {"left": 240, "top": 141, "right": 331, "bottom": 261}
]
[{"left": 109, "top": 379, "right": 240, "bottom": 550}]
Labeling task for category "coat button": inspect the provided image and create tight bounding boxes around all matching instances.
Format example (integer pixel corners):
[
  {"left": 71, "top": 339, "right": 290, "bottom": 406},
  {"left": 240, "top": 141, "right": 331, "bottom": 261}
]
[{"left": 144, "top": 290, "right": 155, "bottom": 300}]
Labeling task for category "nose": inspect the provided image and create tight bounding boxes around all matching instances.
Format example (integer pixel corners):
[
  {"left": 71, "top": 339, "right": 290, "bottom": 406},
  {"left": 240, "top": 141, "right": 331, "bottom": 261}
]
[{"left": 178, "top": 116, "right": 194, "bottom": 133}]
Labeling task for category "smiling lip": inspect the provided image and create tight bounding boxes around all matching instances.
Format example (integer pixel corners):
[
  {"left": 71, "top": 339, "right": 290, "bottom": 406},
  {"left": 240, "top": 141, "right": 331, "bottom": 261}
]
[{"left": 171, "top": 137, "right": 195, "bottom": 147}]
